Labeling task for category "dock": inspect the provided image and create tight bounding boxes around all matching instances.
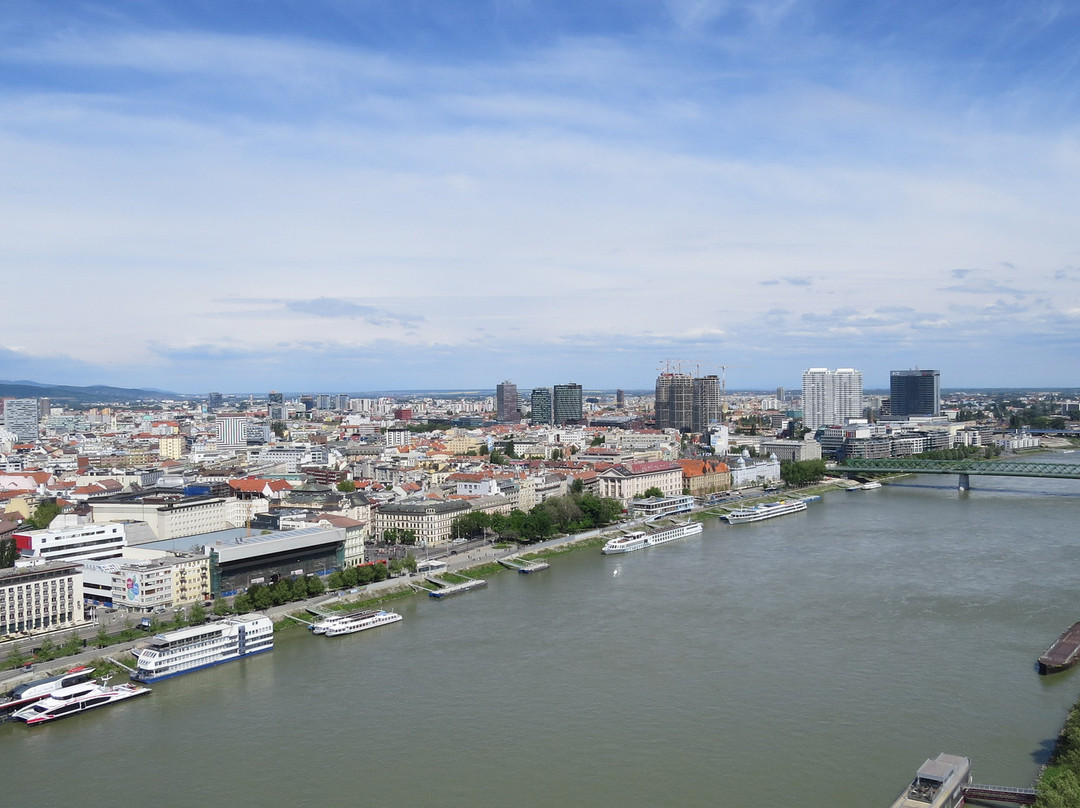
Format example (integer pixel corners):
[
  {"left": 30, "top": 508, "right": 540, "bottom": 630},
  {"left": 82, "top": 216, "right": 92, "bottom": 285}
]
[
  {"left": 498, "top": 557, "right": 550, "bottom": 574},
  {"left": 425, "top": 575, "right": 487, "bottom": 598},
  {"left": 963, "top": 784, "right": 1037, "bottom": 805}
]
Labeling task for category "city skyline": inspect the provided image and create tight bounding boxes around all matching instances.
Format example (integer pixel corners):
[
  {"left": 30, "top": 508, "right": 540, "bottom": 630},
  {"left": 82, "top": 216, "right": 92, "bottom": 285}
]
[{"left": 2, "top": 2, "right": 1079, "bottom": 392}]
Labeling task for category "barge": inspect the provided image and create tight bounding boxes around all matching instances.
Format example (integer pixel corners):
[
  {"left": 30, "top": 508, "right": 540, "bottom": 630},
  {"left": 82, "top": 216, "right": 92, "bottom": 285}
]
[{"left": 1038, "top": 621, "right": 1080, "bottom": 675}]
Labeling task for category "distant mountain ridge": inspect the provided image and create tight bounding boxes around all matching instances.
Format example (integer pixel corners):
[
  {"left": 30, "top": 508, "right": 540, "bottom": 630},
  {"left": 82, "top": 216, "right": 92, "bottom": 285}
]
[{"left": 0, "top": 380, "right": 179, "bottom": 404}]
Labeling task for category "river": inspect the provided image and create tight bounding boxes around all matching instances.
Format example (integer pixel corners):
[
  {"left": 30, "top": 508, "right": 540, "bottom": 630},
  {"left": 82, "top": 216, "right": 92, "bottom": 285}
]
[{"left": 3, "top": 457, "right": 1080, "bottom": 806}]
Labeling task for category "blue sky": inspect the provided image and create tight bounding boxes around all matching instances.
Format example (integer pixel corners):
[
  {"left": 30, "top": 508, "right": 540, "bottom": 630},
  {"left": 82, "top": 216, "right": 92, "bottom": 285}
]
[{"left": 1, "top": 1, "right": 1078, "bottom": 394}]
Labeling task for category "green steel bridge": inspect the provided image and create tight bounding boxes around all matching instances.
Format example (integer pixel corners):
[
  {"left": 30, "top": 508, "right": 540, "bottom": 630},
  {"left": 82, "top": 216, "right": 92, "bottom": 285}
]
[{"left": 835, "top": 458, "right": 1080, "bottom": 490}]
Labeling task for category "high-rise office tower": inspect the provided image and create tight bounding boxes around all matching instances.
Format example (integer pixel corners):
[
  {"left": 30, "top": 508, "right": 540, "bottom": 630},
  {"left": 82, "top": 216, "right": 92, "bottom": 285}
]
[
  {"left": 496, "top": 380, "right": 520, "bottom": 422},
  {"left": 553, "top": 383, "right": 583, "bottom": 425},
  {"left": 889, "top": 369, "right": 941, "bottom": 417},
  {"left": 2, "top": 398, "right": 40, "bottom": 442},
  {"left": 691, "top": 375, "right": 721, "bottom": 433},
  {"left": 801, "top": 368, "right": 863, "bottom": 430},
  {"left": 616, "top": 389, "right": 625, "bottom": 409},
  {"left": 655, "top": 372, "right": 693, "bottom": 430},
  {"left": 530, "top": 388, "right": 552, "bottom": 425}
]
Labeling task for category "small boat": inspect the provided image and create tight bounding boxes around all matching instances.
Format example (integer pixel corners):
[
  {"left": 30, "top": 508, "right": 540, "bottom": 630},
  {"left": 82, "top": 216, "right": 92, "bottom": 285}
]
[
  {"left": 310, "top": 609, "right": 402, "bottom": 637},
  {"left": 888, "top": 753, "right": 971, "bottom": 808},
  {"left": 847, "top": 481, "right": 882, "bottom": 491},
  {"left": 0, "top": 666, "right": 95, "bottom": 718},
  {"left": 1038, "top": 621, "right": 1080, "bottom": 674},
  {"left": 12, "top": 678, "right": 150, "bottom": 725}
]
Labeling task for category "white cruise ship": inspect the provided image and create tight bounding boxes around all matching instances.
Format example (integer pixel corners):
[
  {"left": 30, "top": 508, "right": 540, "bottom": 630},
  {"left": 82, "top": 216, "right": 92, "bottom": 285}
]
[
  {"left": 310, "top": 609, "right": 402, "bottom": 637},
  {"left": 601, "top": 531, "right": 649, "bottom": 554},
  {"left": 723, "top": 499, "right": 808, "bottom": 524},
  {"left": 13, "top": 679, "right": 150, "bottom": 725},
  {"left": 130, "top": 613, "right": 274, "bottom": 684},
  {"left": 601, "top": 520, "right": 703, "bottom": 554}
]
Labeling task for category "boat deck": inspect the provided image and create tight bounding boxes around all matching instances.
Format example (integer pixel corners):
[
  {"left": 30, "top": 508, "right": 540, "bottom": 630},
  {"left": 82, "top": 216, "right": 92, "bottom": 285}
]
[{"left": 1038, "top": 621, "right": 1080, "bottom": 674}]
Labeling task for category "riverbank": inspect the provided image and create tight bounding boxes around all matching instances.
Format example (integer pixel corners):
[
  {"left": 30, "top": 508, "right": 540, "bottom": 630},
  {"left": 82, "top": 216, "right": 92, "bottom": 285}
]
[{"left": 1035, "top": 694, "right": 1080, "bottom": 805}]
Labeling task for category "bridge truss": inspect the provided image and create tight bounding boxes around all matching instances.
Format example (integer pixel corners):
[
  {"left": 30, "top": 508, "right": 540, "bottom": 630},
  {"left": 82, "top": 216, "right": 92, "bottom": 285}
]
[{"left": 836, "top": 458, "right": 1080, "bottom": 479}]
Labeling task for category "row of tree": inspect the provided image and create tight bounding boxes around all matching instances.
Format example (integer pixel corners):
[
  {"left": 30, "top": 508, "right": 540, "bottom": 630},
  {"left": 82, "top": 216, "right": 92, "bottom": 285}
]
[
  {"left": 779, "top": 459, "right": 827, "bottom": 487},
  {"left": 914, "top": 445, "right": 1002, "bottom": 461},
  {"left": 233, "top": 574, "right": 327, "bottom": 613},
  {"left": 451, "top": 489, "right": 624, "bottom": 543}
]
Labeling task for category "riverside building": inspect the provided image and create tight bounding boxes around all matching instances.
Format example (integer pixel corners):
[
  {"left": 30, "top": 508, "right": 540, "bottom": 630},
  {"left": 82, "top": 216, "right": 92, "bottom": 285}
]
[
  {"left": 801, "top": 368, "right": 863, "bottom": 430},
  {"left": 0, "top": 562, "right": 85, "bottom": 636},
  {"left": 889, "top": 369, "right": 941, "bottom": 418}
]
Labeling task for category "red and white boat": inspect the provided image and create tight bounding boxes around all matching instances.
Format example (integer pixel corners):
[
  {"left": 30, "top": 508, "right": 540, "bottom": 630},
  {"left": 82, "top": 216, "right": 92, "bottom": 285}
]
[
  {"left": 12, "top": 678, "right": 150, "bottom": 725},
  {"left": 0, "top": 666, "right": 95, "bottom": 718}
]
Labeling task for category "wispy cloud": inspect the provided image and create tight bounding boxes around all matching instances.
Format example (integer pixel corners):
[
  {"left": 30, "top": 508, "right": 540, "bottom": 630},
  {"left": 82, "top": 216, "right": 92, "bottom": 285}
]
[{"left": 0, "top": 2, "right": 1078, "bottom": 389}]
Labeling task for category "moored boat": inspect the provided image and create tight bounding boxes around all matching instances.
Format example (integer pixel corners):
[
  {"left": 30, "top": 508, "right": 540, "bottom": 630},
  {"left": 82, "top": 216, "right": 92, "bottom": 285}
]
[
  {"left": 130, "top": 613, "right": 274, "bottom": 684},
  {"left": 888, "top": 753, "right": 971, "bottom": 808},
  {"left": 0, "top": 665, "right": 95, "bottom": 718},
  {"left": 601, "top": 531, "right": 648, "bottom": 554},
  {"left": 723, "top": 499, "right": 808, "bottom": 524},
  {"left": 1038, "top": 621, "right": 1080, "bottom": 675},
  {"left": 643, "top": 519, "right": 703, "bottom": 547},
  {"left": 310, "top": 609, "right": 402, "bottom": 637},
  {"left": 12, "top": 679, "right": 150, "bottom": 725}
]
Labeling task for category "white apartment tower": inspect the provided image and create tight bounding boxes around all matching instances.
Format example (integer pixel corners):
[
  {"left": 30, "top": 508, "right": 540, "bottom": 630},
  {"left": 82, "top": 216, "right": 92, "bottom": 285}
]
[
  {"left": 801, "top": 368, "right": 863, "bottom": 430},
  {"left": 2, "top": 398, "right": 40, "bottom": 442}
]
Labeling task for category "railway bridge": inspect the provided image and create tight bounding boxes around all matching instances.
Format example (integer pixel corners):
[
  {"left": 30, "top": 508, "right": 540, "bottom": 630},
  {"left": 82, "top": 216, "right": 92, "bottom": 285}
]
[{"left": 835, "top": 458, "right": 1080, "bottom": 490}]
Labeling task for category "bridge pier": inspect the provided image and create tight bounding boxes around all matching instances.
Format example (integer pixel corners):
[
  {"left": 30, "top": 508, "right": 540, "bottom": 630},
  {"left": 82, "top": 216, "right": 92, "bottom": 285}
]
[{"left": 958, "top": 473, "right": 970, "bottom": 491}]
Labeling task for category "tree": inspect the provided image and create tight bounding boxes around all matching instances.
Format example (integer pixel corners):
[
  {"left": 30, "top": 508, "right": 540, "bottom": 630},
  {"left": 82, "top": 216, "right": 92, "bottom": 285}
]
[
  {"left": 326, "top": 570, "right": 344, "bottom": 590},
  {"left": 188, "top": 602, "right": 207, "bottom": 624},
  {"left": 306, "top": 574, "right": 325, "bottom": 597},
  {"left": 271, "top": 420, "right": 287, "bottom": 438},
  {"left": 233, "top": 592, "right": 254, "bottom": 613},
  {"left": 26, "top": 500, "right": 62, "bottom": 530},
  {"left": 355, "top": 565, "right": 375, "bottom": 585},
  {"left": 642, "top": 486, "right": 664, "bottom": 499},
  {"left": 780, "top": 459, "right": 826, "bottom": 487},
  {"left": 551, "top": 448, "right": 563, "bottom": 461},
  {"left": 95, "top": 625, "right": 111, "bottom": 648},
  {"left": 6, "top": 645, "right": 27, "bottom": 668},
  {"left": 570, "top": 477, "right": 584, "bottom": 494},
  {"left": 37, "top": 637, "right": 55, "bottom": 661},
  {"left": 590, "top": 435, "right": 605, "bottom": 446},
  {"left": 0, "top": 537, "right": 17, "bottom": 568},
  {"left": 403, "top": 553, "right": 418, "bottom": 573},
  {"left": 337, "top": 479, "right": 356, "bottom": 492},
  {"left": 60, "top": 632, "right": 83, "bottom": 657},
  {"left": 213, "top": 596, "right": 232, "bottom": 616}
]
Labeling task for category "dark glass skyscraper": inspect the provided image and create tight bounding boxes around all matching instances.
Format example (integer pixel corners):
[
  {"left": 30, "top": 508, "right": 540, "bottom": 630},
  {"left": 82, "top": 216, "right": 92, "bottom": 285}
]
[
  {"left": 553, "top": 383, "right": 583, "bottom": 425},
  {"left": 496, "top": 380, "right": 520, "bottom": 422},
  {"left": 889, "top": 369, "right": 941, "bottom": 417},
  {"left": 530, "top": 388, "right": 552, "bottom": 425}
]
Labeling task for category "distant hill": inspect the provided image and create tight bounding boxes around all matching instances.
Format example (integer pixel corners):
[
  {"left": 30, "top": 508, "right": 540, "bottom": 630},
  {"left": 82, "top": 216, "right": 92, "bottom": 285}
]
[{"left": 0, "top": 380, "right": 180, "bottom": 404}]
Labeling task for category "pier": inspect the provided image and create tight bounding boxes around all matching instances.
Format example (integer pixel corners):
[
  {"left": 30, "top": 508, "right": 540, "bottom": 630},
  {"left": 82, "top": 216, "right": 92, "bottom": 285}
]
[
  {"left": 963, "top": 783, "right": 1037, "bottom": 804},
  {"left": 424, "top": 575, "right": 488, "bottom": 598},
  {"left": 498, "top": 557, "right": 550, "bottom": 574}
]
